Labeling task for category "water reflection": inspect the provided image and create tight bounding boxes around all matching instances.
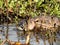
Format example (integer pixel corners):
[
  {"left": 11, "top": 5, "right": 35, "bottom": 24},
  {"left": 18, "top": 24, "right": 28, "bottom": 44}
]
[{"left": 0, "top": 24, "right": 60, "bottom": 45}]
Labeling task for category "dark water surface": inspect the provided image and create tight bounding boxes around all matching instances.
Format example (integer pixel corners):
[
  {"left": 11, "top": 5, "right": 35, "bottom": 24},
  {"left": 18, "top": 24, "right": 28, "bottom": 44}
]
[{"left": 0, "top": 24, "right": 60, "bottom": 45}]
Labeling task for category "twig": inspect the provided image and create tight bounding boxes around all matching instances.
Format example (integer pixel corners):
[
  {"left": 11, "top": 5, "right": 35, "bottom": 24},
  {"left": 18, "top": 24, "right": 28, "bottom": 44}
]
[
  {"left": 26, "top": 32, "right": 31, "bottom": 44},
  {"left": 5, "top": 0, "right": 9, "bottom": 39},
  {"left": 0, "top": 39, "right": 6, "bottom": 45}
]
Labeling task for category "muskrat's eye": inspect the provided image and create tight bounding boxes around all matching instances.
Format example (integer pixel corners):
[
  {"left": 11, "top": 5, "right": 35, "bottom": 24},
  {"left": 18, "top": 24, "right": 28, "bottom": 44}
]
[
  {"left": 36, "top": 20, "right": 39, "bottom": 22},
  {"left": 35, "top": 19, "right": 39, "bottom": 22},
  {"left": 34, "top": 18, "right": 39, "bottom": 22},
  {"left": 54, "top": 23, "right": 56, "bottom": 26}
]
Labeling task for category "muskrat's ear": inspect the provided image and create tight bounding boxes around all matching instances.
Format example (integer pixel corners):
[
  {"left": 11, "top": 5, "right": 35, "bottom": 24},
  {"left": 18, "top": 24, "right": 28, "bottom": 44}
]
[{"left": 25, "top": 15, "right": 31, "bottom": 20}]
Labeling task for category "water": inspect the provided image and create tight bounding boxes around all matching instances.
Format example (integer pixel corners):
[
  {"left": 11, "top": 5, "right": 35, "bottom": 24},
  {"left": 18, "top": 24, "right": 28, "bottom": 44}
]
[{"left": 0, "top": 24, "right": 60, "bottom": 45}]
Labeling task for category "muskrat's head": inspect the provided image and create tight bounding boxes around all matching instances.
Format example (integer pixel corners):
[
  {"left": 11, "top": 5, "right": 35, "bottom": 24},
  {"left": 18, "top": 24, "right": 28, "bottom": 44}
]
[{"left": 27, "top": 18, "right": 35, "bottom": 30}]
